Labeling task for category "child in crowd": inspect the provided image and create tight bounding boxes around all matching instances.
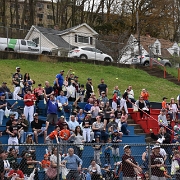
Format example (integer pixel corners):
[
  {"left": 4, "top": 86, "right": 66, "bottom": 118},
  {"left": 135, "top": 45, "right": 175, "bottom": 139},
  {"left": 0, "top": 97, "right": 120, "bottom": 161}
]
[
  {"left": 173, "top": 119, "right": 180, "bottom": 136},
  {"left": 12, "top": 73, "right": 21, "bottom": 100},
  {"left": 168, "top": 97, "right": 179, "bottom": 121},
  {"left": 93, "top": 136, "right": 102, "bottom": 166},
  {"left": 111, "top": 130, "right": 122, "bottom": 164},
  {"left": 41, "top": 154, "right": 51, "bottom": 172},
  {"left": 104, "top": 138, "right": 112, "bottom": 165},
  {"left": 102, "top": 164, "right": 114, "bottom": 180},
  {"left": 171, "top": 133, "right": 180, "bottom": 143},
  {"left": 112, "top": 92, "right": 118, "bottom": 111},
  {"left": 162, "top": 97, "right": 168, "bottom": 109},
  {"left": 45, "top": 125, "right": 60, "bottom": 154},
  {"left": 79, "top": 84, "right": 86, "bottom": 102},
  {"left": 59, "top": 124, "right": 71, "bottom": 156}
]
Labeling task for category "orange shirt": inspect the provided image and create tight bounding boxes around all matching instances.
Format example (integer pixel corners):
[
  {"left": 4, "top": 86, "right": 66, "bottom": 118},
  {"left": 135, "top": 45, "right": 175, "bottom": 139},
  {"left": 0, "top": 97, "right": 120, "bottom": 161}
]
[
  {"left": 162, "top": 101, "right": 167, "bottom": 109},
  {"left": 41, "top": 159, "right": 51, "bottom": 169},
  {"left": 59, "top": 129, "right": 70, "bottom": 140},
  {"left": 49, "top": 130, "right": 59, "bottom": 140},
  {"left": 141, "top": 92, "right": 149, "bottom": 101}
]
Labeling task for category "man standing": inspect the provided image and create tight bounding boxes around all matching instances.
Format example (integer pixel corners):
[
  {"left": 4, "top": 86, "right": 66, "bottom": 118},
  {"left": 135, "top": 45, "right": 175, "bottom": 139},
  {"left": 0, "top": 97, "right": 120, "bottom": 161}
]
[
  {"left": 0, "top": 93, "right": 18, "bottom": 125},
  {"left": 97, "top": 79, "right": 108, "bottom": 96},
  {"left": 44, "top": 81, "right": 54, "bottom": 98},
  {"left": 120, "top": 89, "right": 129, "bottom": 114},
  {"left": 151, "top": 144, "right": 166, "bottom": 180},
  {"left": 122, "top": 145, "right": 142, "bottom": 180},
  {"left": 23, "top": 89, "right": 36, "bottom": 123},
  {"left": 44, "top": 93, "right": 58, "bottom": 125},
  {"left": 55, "top": 70, "right": 64, "bottom": 94},
  {"left": 0, "top": 82, "right": 12, "bottom": 99},
  {"left": 31, "top": 113, "right": 49, "bottom": 144},
  {"left": 86, "top": 78, "right": 93, "bottom": 100},
  {"left": 63, "top": 148, "right": 82, "bottom": 180}
]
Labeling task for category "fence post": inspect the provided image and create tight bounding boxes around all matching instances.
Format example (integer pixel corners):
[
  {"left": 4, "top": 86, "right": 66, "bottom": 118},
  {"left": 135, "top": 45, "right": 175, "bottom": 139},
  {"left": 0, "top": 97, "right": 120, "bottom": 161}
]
[
  {"left": 57, "top": 144, "right": 60, "bottom": 180},
  {"left": 164, "top": 67, "right": 166, "bottom": 79},
  {"left": 148, "top": 143, "right": 152, "bottom": 180},
  {"left": 40, "top": 32, "right": 41, "bottom": 53}
]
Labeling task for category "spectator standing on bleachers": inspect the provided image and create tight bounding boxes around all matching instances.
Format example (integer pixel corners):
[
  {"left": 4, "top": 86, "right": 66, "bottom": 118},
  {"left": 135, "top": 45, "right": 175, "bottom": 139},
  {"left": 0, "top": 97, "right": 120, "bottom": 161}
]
[
  {"left": 59, "top": 124, "right": 71, "bottom": 156},
  {"left": 84, "top": 98, "right": 93, "bottom": 114},
  {"left": 41, "top": 154, "right": 50, "bottom": 172},
  {"left": 122, "top": 145, "right": 142, "bottom": 179},
  {"left": 44, "top": 81, "right": 54, "bottom": 98},
  {"left": 12, "top": 73, "right": 22, "bottom": 100},
  {"left": 63, "top": 148, "right": 83, "bottom": 180},
  {"left": 120, "top": 109, "right": 129, "bottom": 135},
  {"left": 68, "top": 115, "right": 79, "bottom": 133},
  {"left": 23, "top": 89, "right": 36, "bottom": 123},
  {"left": 79, "top": 84, "right": 86, "bottom": 102},
  {"left": 66, "top": 80, "right": 76, "bottom": 102},
  {"left": 77, "top": 109, "right": 85, "bottom": 124},
  {"left": 127, "top": 85, "right": 136, "bottom": 104},
  {"left": 34, "top": 84, "right": 44, "bottom": 100},
  {"left": 82, "top": 115, "right": 92, "bottom": 143},
  {"left": 90, "top": 101, "right": 100, "bottom": 123},
  {"left": 19, "top": 114, "right": 29, "bottom": 142},
  {"left": 45, "top": 125, "right": 60, "bottom": 154},
  {"left": 120, "top": 89, "right": 129, "bottom": 114},
  {"left": 70, "top": 126, "right": 84, "bottom": 159},
  {"left": 0, "top": 82, "right": 12, "bottom": 99},
  {"left": 55, "top": 70, "right": 65, "bottom": 95},
  {"left": 141, "top": 89, "right": 150, "bottom": 107},
  {"left": 113, "top": 86, "right": 121, "bottom": 99},
  {"left": 103, "top": 101, "right": 113, "bottom": 124},
  {"left": 12, "top": 67, "right": 23, "bottom": 92},
  {"left": 141, "top": 146, "right": 150, "bottom": 171},
  {"left": 98, "top": 91, "right": 109, "bottom": 105},
  {"left": 31, "top": 113, "right": 48, "bottom": 144},
  {"left": 97, "top": 78, "right": 108, "bottom": 97},
  {"left": 0, "top": 93, "right": 19, "bottom": 125},
  {"left": 87, "top": 159, "right": 102, "bottom": 180},
  {"left": 93, "top": 135, "right": 102, "bottom": 166},
  {"left": 168, "top": 97, "right": 179, "bottom": 121},
  {"left": 162, "top": 97, "right": 168, "bottom": 109},
  {"left": 56, "top": 90, "right": 70, "bottom": 117},
  {"left": 112, "top": 92, "right": 118, "bottom": 111},
  {"left": 150, "top": 144, "right": 166, "bottom": 180},
  {"left": 104, "top": 138, "right": 112, "bottom": 165},
  {"left": 6, "top": 119, "right": 20, "bottom": 154},
  {"left": 7, "top": 148, "right": 17, "bottom": 168},
  {"left": 74, "top": 75, "right": 80, "bottom": 98},
  {"left": 44, "top": 93, "right": 58, "bottom": 125},
  {"left": 86, "top": 78, "right": 93, "bottom": 100}
]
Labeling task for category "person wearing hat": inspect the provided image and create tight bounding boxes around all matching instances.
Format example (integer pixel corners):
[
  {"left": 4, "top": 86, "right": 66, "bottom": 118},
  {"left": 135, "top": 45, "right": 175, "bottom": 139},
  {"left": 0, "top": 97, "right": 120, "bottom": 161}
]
[
  {"left": 12, "top": 67, "right": 23, "bottom": 87},
  {"left": 12, "top": 72, "right": 22, "bottom": 100},
  {"left": 97, "top": 78, "right": 108, "bottom": 97},
  {"left": 55, "top": 69, "right": 64, "bottom": 94},
  {"left": 98, "top": 91, "right": 109, "bottom": 104},
  {"left": 0, "top": 82, "right": 12, "bottom": 99},
  {"left": 151, "top": 144, "right": 166, "bottom": 179},
  {"left": 85, "top": 78, "right": 93, "bottom": 100},
  {"left": 23, "top": 88, "right": 36, "bottom": 123},
  {"left": 120, "top": 89, "right": 129, "bottom": 114},
  {"left": 122, "top": 145, "right": 142, "bottom": 179},
  {"left": 0, "top": 149, "right": 5, "bottom": 180},
  {"left": 162, "top": 97, "right": 168, "bottom": 109},
  {"left": 31, "top": 113, "right": 48, "bottom": 144},
  {"left": 45, "top": 125, "right": 60, "bottom": 154},
  {"left": 7, "top": 162, "right": 24, "bottom": 179},
  {"left": 0, "top": 93, "right": 19, "bottom": 125}
]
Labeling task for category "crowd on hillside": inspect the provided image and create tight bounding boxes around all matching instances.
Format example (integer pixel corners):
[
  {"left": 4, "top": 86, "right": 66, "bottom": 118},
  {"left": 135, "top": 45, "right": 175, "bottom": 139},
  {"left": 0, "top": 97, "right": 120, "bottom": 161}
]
[{"left": 0, "top": 67, "right": 180, "bottom": 179}]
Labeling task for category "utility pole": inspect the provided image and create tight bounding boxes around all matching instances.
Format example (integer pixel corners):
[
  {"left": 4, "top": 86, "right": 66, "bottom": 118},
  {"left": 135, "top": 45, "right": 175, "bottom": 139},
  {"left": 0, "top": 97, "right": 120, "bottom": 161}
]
[
  {"left": 72, "top": 0, "right": 76, "bottom": 27},
  {"left": 136, "top": 11, "right": 141, "bottom": 64}
]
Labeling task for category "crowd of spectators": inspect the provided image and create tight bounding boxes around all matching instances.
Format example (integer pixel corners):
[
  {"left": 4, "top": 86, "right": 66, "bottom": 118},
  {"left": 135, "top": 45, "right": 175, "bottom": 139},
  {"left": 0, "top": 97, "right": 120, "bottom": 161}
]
[{"left": 1, "top": 67, "right": 180, "bottom": 179}]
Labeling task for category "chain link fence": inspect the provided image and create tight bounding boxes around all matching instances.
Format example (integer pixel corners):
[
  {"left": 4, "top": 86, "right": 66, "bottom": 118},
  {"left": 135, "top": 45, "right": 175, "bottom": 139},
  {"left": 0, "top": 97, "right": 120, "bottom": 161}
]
[{"left": 0, "top": 143, "right": 178, "bottom": 179}]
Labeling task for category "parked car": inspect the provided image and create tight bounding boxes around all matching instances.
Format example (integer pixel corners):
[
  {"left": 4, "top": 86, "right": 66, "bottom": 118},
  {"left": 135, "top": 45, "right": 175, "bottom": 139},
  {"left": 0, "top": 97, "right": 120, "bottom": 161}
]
[
  {"left": 131, "top": 54, "right": 172, "bottom": 67},
  {"left": 68, "top": 46, "right": 113, "bottom": 62},
  {"left": 0, "top": 38, "right": 52, "bottom": 55}
]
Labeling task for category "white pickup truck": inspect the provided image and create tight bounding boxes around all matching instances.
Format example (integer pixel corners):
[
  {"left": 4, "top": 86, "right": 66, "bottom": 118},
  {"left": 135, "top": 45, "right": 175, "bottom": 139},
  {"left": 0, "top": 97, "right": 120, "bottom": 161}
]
[{"left": 0, "top": 38, "right": 52, "bottom": 55}]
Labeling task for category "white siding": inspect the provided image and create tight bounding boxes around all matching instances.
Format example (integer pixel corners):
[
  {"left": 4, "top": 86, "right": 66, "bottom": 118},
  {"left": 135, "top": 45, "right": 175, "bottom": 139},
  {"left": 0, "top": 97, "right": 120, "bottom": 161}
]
[{"left": 167, "top": 42, "right": 179, "bottom": 56}]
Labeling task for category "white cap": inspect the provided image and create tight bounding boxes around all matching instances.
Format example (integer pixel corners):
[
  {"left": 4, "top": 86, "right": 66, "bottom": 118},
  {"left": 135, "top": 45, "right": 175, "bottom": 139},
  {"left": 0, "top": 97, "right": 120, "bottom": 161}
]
[
  {"left": 152, "top": 144, "right": 160, "bottom": 149},
  {"left": 16, "top": 67, "right": 20, "bottom": 69},
  {"left": 123, "top": 145, "right": 131, "bottom": 150}
]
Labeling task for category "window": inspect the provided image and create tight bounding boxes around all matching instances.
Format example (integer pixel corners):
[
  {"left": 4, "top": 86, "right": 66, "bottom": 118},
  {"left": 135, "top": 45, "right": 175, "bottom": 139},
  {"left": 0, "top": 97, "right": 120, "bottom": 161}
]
[
  {"left": 32, "top": 38, "right": 39, "bottom": 45},
  {"left": 37, "top": 14, "right": 43, "bottom": 18},
  {"left": 173, "top": 48, "right": 178, "bottom": 56},
  {"left": 37, "top": 3, "right": 44, "bottom": 8},
  {"left": 155, "top": 44, "right": 159, "bottom": 54},
  {"left": 81, "top": 47, "right": 93, "bottom": 51},
  {"left": 92, "top": 48, "right": 101, "bottom": 53},
  {"left": 47, "top": 4, "right": 52, "bottom": 9},
  {"left": 47, "top": 15, "right": 53, "bottom": 20},
  {"left": 27, "top": 41, "right": 36, "bottom": 47},
  {"left": 21, "top": 40, "right": 26, "bottom": 45},
  {"left": 75, "top": 34, "right": 93, "bottom": 44}
]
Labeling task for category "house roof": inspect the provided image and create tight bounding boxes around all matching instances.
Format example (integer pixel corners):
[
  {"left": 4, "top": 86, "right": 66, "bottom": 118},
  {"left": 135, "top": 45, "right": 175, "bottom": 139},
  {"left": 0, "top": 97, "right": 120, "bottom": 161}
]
[{"left": 134, "top": 34, "right": 174, "bottom": 57}]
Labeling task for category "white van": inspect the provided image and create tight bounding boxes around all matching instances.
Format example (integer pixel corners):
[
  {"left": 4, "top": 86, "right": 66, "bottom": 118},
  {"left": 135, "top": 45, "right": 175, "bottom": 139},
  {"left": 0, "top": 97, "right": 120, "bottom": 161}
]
[{"left": 0, "top": 38, "right": 52, "bottom": 55}]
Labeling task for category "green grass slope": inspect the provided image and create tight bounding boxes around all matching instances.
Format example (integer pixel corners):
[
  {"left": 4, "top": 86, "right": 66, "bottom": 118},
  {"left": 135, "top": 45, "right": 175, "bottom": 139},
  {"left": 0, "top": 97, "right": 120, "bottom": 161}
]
[{"left": 0, "top": 59, "right": 179, "bottom": 102}]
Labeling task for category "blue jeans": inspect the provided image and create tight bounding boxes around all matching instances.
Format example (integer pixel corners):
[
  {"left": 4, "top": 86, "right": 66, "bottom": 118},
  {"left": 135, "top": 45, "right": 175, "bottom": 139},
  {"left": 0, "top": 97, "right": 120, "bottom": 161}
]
[
  {"left": 121, "top": 122, "right": 129, "bottom": 135},
  {"left": 94, "top": 131, "right": 109, "bottom": 142}
]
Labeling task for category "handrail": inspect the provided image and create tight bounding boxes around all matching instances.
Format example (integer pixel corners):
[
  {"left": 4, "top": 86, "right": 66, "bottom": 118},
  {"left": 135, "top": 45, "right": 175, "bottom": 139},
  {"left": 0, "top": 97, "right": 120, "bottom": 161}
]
[{"left": 150, "top": 58, "right": 166, "bottom": 78}]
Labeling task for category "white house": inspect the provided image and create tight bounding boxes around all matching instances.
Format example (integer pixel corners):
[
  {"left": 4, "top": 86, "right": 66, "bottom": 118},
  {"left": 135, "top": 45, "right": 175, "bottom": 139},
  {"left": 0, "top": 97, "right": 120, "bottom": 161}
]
[
  {"left": 25, "top": 23, "right": 99, "bottom": 55},
  {"left": 120, "top": 34, "right": 180, "bottom": 63}
]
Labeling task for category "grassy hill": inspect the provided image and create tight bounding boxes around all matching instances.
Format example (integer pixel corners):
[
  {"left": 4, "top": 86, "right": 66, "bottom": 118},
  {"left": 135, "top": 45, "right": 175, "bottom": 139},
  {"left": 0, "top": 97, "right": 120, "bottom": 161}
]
[{"left": 0, "top": 59, "right": 179, "bottom": 102}]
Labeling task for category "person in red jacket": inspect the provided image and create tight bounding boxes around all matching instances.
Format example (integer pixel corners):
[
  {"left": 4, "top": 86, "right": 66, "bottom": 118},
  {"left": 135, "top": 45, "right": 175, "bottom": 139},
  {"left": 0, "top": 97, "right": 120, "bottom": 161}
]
[{"left": 23, "top": 89, "right": 36, "bottom": 123}]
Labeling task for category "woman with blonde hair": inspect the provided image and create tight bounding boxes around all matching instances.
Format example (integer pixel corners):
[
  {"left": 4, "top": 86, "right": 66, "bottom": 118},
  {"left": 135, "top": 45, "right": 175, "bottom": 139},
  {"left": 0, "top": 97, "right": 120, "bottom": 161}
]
[
  {"left": 168, "top": 97, "right": 179, "bottom": 121},
  {"left": 25, "top": 134, "right": 36, "bottom": 160}
]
